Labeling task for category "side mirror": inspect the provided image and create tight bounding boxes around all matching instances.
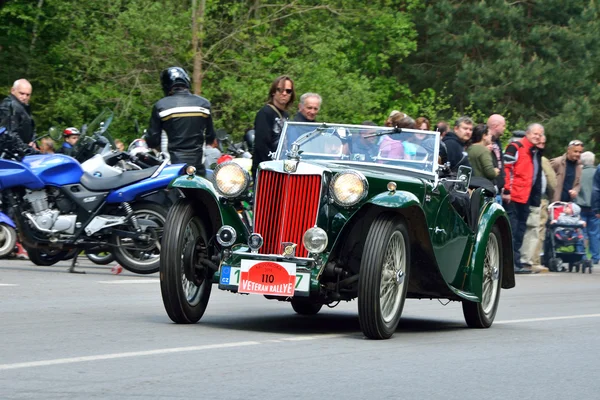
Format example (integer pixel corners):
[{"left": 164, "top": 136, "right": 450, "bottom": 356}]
[
  {"left": 48, "top": 127, "right": 62, "bottom": 141},
  {"left": 454, "top": 165, "right": 472, "bottom": 194}
]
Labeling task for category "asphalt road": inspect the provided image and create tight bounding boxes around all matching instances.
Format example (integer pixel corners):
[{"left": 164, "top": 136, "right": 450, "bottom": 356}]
[{"left": 1, "top": 258, "right": 599, "bottom": 400}]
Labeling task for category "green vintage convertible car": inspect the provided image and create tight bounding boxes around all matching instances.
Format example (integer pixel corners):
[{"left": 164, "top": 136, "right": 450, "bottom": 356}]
[{"left": 159, "top": 121, "right": 515, "bottom": 339}]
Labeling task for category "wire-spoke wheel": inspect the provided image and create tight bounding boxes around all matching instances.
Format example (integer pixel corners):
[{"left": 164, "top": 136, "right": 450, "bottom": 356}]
[
  {"left": 0, "top": 223, "right": 17, "bottom": 258},
  {"left": 112, "top": 202, "right": 166, "bottom": 274},
  {"left": 358, "top": 214, "right": 410, "bottom": 340},
  {"left": 160, "top": 199, "right": 212, "bottom": 324},
  {"left": 463, "top": 225, "right": 503, "bottom": 328}
]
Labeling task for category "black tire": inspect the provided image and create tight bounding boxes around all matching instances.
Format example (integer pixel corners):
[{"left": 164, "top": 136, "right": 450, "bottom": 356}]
[
  {"left": 25, "top": 246, "right": 72, "bottom": 266},
  {"left": 85, "top": 251, "right": 115, "bottom": 265},
  {"left": 358, "top": 214, "right": 410, "bottom": 340},
  {"left": 582, "top": 260, "right": 592, "bottom": 273},
  {"left": 111, "top": 202, "right": 166, "bottom": 274},
  {"left": 463, "top": 225, "right": 503, "bottom": 328},
  {"left": 549, "top": 258, "right": 562, "bottom": 272},
  {"left": 291, "top": 299, "right": 323, "bottom": 315},
  {"left": 0, "top": 224, "right": 17, "bottom": 258},
  {"left": 160, "top": 199, "right": 212, "bottom": 324}
]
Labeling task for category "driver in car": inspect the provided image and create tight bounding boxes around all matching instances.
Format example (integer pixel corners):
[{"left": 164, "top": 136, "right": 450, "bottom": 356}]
[{"left": 348, "top": 121, "right": 379, "bottom": 161}]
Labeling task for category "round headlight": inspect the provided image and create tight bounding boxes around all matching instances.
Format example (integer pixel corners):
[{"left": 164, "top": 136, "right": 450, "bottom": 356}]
[
  {"left": 213, "top": 161, "right": 250, "bottom": 198},
  {"left": 248, "top": 233, "right": 264, "bottom": 252},
  {"left": 330, "top": 171, "right": 368, "bottom": 207},
  {"left": 303, "top": 227, "right": 328, "bottom": 254}
]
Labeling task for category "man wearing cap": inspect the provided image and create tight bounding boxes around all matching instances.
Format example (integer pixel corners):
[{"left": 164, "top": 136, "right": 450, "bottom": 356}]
[
  {"left": 57, "top": 127, "right": 80, "bottom": 157},
  {"left": 551, "top": 140, "right": 583, "bottom": 203}
]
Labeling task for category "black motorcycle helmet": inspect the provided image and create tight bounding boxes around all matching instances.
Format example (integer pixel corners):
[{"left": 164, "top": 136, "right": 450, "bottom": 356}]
[
  {"left": 243, "top": 129, "right": 255, "bottom": 153},
  {"left": 160, "top": 67, "right": 191, "bottom": 96}
]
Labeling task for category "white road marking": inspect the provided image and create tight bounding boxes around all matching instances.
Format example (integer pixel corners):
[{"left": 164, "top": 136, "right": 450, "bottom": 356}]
[
  {"left": 496, "top": 313, "right": 600, "bottom": 324},
  {"left": 97, "top": 279, "right": 159, "bottom": 284},
  {"left": 0, "top": 334, "right": 345, "bottom": 371},
  {"left": 0, "top": 341, "right": 259, "bottom": 371},
  {"left": 2, "top": 315, "right": 599, "bottom": 371},
  {"left": 0, "top": 283, "right": 18, "bottom": 286}
]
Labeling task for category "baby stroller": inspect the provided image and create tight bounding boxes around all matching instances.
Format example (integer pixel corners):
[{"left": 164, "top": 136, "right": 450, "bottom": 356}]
[{"left": 543, "top": 202, "right": 593, "bottom": 273}]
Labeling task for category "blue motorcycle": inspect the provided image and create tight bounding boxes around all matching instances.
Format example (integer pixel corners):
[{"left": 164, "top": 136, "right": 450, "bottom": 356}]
[
  {"left": 0, "top": 211, "right": 17, "bottom": 258},
  {"left": 0, "top": 124, "right": 186, "bottom": 274}
]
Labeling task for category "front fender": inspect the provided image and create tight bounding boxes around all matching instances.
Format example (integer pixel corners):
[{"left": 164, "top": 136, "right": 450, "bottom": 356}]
[
  {"left": 367, "top": 190, "right": 421, "bottom": 209},
  {"left": 0, "top": 212, "right": 16, "bottom": 228},
  {"left": 466, "top": 202, "right": 515, "bottom": 301},
  {"left": 328, "top": 190, "right": 422, "bottom": 261},
  {"left": 171, "top": 174, "right": 249, "bottom": 241},
  {"left": 169, "top": 174, "right": 218, "bottom": 198}
]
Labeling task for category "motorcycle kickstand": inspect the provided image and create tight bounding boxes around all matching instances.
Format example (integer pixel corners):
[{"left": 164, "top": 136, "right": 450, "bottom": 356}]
[{"left": 68, "top": 251, "right": 85, "bottom": 274}]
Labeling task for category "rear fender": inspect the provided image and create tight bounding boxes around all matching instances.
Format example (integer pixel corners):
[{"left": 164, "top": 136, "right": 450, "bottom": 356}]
[
  {"left": 105, "top": 164, "right": 185, "bottom": 203},
  {"left": 465, "top": 202, "right": 515, "bottom": 301}
]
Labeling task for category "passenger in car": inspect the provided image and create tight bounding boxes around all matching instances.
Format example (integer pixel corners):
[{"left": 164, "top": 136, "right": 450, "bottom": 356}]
[{"left": 379, "top": 114, "right": 414, "bottom": 160}]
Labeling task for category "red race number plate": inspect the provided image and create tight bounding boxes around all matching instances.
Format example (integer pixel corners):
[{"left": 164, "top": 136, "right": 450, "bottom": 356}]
[{"left": 239, "top": 260, "right": 297, "bottom": 296}]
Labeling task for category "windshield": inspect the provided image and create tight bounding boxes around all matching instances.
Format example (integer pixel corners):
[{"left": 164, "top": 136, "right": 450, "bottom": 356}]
[
  {"left": 75, "top": 108, "right": 115, "bottom": 153},
  {"left": 276, "top": 122, "right": 440, "bottom": 175}
]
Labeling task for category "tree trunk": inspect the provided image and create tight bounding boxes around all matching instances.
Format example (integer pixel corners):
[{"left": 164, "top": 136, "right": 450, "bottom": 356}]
[
  {"left": 191, "top": 0, "right": 206, "bottom": 95},
  {"left": 30, "top": 0, "right": 45, "bottom": 51}
]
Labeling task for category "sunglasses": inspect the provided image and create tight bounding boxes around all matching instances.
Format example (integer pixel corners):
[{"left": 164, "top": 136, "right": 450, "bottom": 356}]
[
  {"left": 569, "top": 140, "right": 583, "bottom": 147},
  {"left": 276, "top": 88, "right": 293, "bottom": 94}
]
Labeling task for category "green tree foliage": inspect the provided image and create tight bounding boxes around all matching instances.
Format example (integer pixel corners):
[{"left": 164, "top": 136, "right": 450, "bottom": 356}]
[
  {"left": 0, "top": 0, "right": 421, "bottom": 143},
  {"left": 401, "top": 0, "right": 600, "bottom": 155},
  {"left": 0, "top": 0, "right": 599, "bottom": 158}
]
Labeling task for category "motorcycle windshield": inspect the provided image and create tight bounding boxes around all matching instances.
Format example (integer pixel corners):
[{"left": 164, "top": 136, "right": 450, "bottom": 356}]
[{"left": 75, "top": 109, "right": 115, "bottom": 154}]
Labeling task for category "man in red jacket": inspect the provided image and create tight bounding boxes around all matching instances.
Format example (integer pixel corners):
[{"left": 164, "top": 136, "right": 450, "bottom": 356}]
[{"left": 503, "top": 123, "right": 544, "bottom": 274}]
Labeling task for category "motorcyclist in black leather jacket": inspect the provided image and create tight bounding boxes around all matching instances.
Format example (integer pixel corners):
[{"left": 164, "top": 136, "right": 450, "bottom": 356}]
[
  {"left": 145, "top": 67, "right": 215, "bottom": 176},
  {"left": 0, "top": 79, "right": 36, "bottom": 149}
]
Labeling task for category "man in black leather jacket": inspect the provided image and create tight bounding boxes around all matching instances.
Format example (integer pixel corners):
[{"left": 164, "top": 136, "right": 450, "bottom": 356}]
[
  {"left": 145, "top": 67, "right": 215, "bottom": 176},
  {"left": 0, "top": 79, "right": 35, "bottom": 149}
]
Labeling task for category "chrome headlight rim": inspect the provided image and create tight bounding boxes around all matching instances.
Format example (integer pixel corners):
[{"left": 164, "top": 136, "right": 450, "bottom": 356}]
[
  {"left": 212, "top": 161, "right": 250, "bottom": 198},
  {"left": 303, "top": 227, "right": 329, "bottom": 254},
  {"left": 329, "top": 170, "right": 369, "bottom": 207},
  {"left": 216, "top": 225, "right": 237, "bottom": 247}
]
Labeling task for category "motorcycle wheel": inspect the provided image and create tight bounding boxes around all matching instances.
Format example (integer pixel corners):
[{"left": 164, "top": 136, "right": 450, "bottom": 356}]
[
  {"left": 111, "top": 202, "right": 166, "bottom": 274},
  {"left": 85, "top": 251, "right": 115, "bottom": 265},
  {"left": 0, "top": 223, "right": 17, "bottom": 258}
]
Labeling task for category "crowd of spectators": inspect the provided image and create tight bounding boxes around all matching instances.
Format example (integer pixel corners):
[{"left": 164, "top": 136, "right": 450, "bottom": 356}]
[{"left": 3, "top": 73, "right": 599, "bottom": 275}]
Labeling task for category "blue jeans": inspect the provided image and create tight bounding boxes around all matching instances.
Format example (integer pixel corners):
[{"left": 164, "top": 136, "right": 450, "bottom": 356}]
[{"left": 580, "top": 209, "right": 600, "bottom": 262}]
